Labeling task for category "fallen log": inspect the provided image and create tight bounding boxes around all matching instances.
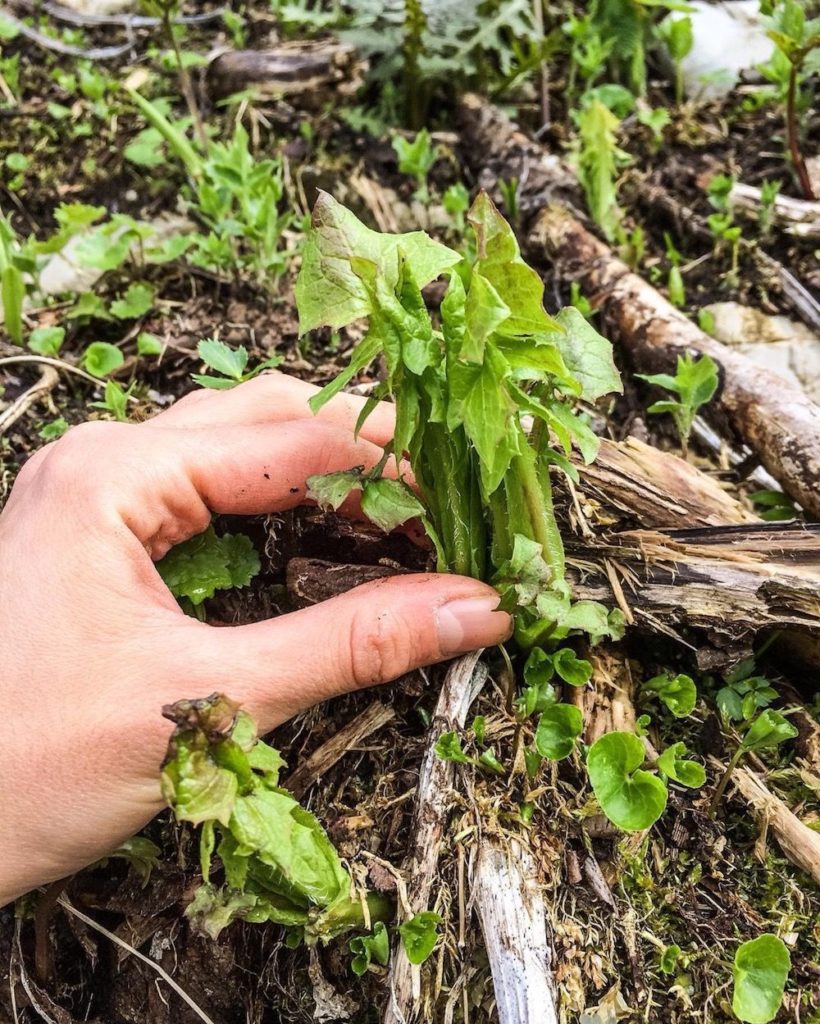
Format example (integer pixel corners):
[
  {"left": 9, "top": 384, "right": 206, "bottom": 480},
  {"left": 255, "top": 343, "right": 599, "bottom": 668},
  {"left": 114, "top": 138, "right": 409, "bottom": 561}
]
[{"left": 532, "top": 204, "right": 820, "bottom": 518}]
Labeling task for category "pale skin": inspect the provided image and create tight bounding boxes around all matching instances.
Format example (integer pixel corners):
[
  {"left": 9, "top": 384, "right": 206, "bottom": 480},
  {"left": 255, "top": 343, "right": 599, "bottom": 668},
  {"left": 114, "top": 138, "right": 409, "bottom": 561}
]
[{"left": 0, "top": 372, "right": 510, "bottom": 907}]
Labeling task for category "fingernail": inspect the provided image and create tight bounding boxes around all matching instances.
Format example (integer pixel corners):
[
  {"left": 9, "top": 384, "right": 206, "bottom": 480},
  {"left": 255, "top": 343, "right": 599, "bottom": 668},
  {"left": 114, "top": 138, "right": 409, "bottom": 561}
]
[{"left": 437, "top": 594, "right": 511, "bottom": 655}]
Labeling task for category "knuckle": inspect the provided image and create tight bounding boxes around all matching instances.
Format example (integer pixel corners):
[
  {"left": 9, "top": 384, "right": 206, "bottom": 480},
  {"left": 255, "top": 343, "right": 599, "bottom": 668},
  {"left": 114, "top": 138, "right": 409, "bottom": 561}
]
[
  {"left": 346, "top": 607, "right": 412, "bottom": 687},
  {"left": 45, "top": 421, "right": 127, "bottom": 486}
]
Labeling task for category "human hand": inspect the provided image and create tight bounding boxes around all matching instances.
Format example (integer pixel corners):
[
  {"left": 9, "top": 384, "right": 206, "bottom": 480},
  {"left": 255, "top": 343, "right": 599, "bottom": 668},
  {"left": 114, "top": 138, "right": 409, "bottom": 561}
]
[{"left": 0, "top": 372, "right": 510, "bottom": 905}]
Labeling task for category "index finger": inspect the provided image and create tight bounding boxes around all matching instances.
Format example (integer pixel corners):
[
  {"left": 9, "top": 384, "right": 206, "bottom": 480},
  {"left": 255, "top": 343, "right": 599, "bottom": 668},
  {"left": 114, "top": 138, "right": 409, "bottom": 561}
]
[{"left": 148, "top": 371, "right": 396, "bottom": 448}]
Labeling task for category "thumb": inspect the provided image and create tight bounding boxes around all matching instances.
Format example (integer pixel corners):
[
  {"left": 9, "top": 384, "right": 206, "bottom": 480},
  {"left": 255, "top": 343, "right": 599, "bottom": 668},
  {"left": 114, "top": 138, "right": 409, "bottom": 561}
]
[{"left": 174, "top": 574, "right": 511, "bottom": 730}]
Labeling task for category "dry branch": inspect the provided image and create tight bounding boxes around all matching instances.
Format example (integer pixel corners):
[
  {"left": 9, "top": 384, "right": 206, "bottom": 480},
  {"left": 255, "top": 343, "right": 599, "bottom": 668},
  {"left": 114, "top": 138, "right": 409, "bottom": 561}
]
[
  {"left": 532, "top": 204, "right": 820, "bottom": 517},
  {"left": 725, "top": 765, "right": 820, "bottom": 887},
  {"left": 206, "top": 42, "right": 363, "bottom": 103},
  {"left": 0, "top": 366, "right": 59, "bottom": 437},
  {"left": 470, "top": 837, "right": 559, "bottom": 1024},
  {"left": 383, "top": 652, "right": 488, "bottom": 1024},
  {"left": 283, "top": 701, "right": 396, "bottom": 798}
]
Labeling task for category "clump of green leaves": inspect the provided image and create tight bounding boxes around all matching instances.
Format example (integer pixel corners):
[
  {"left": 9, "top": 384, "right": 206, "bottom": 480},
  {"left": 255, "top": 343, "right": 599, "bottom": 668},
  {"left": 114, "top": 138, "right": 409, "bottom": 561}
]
[
  {"left": 659, "top": 14, "right": 693, "bottom": 105},
  {"left": 750, "top": 488, "right": 797, "bottom": 522},
  {"left": 709, "top": 708, "right": 798, "bottom": 815},
  {"left": 192, "top": 338, "right": 282, "bottom": 390},
  {"left": 161, "top": 694, "right": 390, "bottom": 943},
  {"left": 399, "top": 911, "right": 442, "bottom": 965},
  {"left": 350, "top": 921, "right": 389, "bottom": 975},
  {"left": 157, "top": 525, "right": 260, "bottom": 619},
  {"left": 642, "top": 671, "right": 697, "bottom": 718},
  {"left": 637, "top": 352, "right": 719, "bottom": 453},
  {"left": 573, "top": 97, "right": 630, "bottom": 242},
  {"left": 732, "top": 934, "right": 791, "bottom": 1024},
  {"left": 391, "top": 129, "right": 439, "bottom": 203}
]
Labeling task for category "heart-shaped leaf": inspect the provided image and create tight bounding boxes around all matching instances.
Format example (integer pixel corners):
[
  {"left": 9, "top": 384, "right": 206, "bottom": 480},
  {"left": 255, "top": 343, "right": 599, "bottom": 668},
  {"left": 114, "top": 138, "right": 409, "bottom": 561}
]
[
  {"left": 535, "top": 704, "right": 583, "bottom": 760},
  {"left": 587, "top": 731, "right": 667, "bottom": 831},
  {"left": 732, "top": 934, "right": 790, "bottom": 1024}
]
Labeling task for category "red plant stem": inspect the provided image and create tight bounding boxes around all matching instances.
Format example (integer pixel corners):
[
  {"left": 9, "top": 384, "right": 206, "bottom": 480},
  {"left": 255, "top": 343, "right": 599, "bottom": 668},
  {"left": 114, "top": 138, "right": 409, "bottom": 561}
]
[{"left": 787, "top": 62, "right": 816, "bottom": 201}]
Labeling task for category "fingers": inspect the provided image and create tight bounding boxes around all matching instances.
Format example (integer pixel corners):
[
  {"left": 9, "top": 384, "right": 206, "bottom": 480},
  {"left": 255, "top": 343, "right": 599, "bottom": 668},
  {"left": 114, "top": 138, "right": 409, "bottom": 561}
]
[
  {"left": 125, "top": 418, "right": 403, "bottom": 555},
  {"left": 150, "top": 372, "right": 396, "bottom": 448},
  {"left": 164, "top": 574, "right": 511, "bottom": 729}
]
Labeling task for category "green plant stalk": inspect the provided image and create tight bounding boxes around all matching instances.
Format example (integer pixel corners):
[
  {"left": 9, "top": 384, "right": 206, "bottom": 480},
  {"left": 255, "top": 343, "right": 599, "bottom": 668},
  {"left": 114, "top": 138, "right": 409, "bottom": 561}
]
[
  {"left": 786, "top": 59, "right": 816, "bottom": 201},
  {"left": 708, "top": 744, "right": 745, "bottom": 817},
  {"left": 125, "top": 87, "right": 203, "bottom": 180},
  {"left": 309, "top": 891, "right": 392, "bottom": 942},
  {"left": 513, "top": 443, "right": 565, "bottom": 583},
  {"left": 160, "top": 9, "right": 208, "bottom": 150},
  {"left": 402, "top": 0, "right": 426, "bottom": 129}
]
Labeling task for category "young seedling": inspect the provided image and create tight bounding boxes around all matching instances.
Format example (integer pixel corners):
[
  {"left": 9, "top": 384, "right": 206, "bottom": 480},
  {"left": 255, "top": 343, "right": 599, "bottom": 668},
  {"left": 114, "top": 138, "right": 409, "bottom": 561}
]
[
  {"left": 657, "top": 741, "right": 706, "bottom": 789},
  {"left": 659, "top": 15, "right": 694, "bottom": 105},
  {"left": 642, "top": 671, "right": 697, "bottom": 718},
  {"left": 716, "top": 657, "right": 779, "bottom": 723},
  {"left": 732, "top": 934, "right": 791, "bottom": 1024},
  {"left": 573, "top": 97, "right": 630, "bottom": 242},
  {"left": 349, "top": 921, "right": 389, "bottom": 975},
  {"left": 82, "top": 342, "right": 125, "bottom": 378},
  {"left": 156, "top": 525, "right": 260, "bottom": 620},
  {"left": 637, "top": 352, "right": 719, "bottom": 454},
  {"left": 391, "top": 129, "right": 439, "bottom": 203},
  {"left": 663, "top": 232, "right": 685, "bottom": 308},
  {"left": 161, "top": 694, "right": 390, "bottom": 943},
  {"left": 91, "top": 379, "right": 136, "bottom": 422},
  {"left": 709, "top": 708, "right": 798, "bottom": 816},
  {"left": 749, "top": 487, "right": 797, "bottom": 521},
  {"left": 398, "top": 911, "right": 442, "bottom": 965},
  {"left": 192, "top": 337, "right": 282, "bottom": 390}
]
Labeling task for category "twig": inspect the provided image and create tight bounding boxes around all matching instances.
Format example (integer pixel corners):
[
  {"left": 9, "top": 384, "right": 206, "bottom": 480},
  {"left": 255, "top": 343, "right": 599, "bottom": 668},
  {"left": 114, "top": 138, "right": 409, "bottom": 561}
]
[
  {"left": 470, "top": 836, "right": 559, "bottom": 1024},
  {"left": 0, "top": 365, "right": 58, "bottom": 437},
  {"left": 56, "top": 897, "right": 217, "bottom": 1024},
  {"left": 0, "top": 354, "right": 100, "bottom": 386},
  {"left": 0, "top": 10, "right": 131, "bottom": 59},
  {"left": 284, "top": 701, "right": 396, "bottom": 798},
  {"left": 38, "top": 0, "right": 227, "bottom": 28}
]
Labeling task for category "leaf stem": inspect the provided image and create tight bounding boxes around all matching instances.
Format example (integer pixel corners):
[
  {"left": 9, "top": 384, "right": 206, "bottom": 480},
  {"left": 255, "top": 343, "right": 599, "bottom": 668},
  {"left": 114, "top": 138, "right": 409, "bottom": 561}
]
[
  {"left": 786, "top": 59, "right": 816, "bottom": 201},
  {"left": 708, "top": 744, "right": 745, "bottom": 817}
]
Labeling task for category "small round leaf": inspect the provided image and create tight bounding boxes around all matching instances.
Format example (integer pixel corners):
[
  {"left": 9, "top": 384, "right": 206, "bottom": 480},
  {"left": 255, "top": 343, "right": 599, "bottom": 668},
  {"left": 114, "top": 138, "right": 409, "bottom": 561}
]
[
  {"left": 732, "top": 934, "right": 790, "bottom": 1024},
  {"left": 587, "top": 731, "right": 667, "bottom": 831}
]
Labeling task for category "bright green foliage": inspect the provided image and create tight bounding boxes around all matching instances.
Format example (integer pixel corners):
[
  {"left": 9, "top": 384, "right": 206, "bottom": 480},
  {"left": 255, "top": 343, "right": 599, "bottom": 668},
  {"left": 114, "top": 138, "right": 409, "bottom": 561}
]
[
  {"left": 732, "top": 934, "right": 791, "bottom": 1024},
  {"left": 740, "top": 709, "right": 798, "bottom": 754},
  {"left": 660, "top": 15, "right": 693, "bottom": 104},
  {"left": 717, "top": 664, "right": 778, "bottom": 724},
  {"left": 101, "top": 836, "right": 161, "bottom": 886},
  {"left": 161, "top": 694, "right": 387, "bottom": 943},
  {"left": 192, "top": 337, "right": 282, "bottom": 390},
  {"left": 657, "top": 742, "right": 706, "bottom": 789},
  {"left": 307, "top": 468, "right": 426, "bottom": 533},
  {"left": 39, "top": 417, "right": 69, "bottom": 441},
  {"left": 157, "top": 526, "right": 260, "bottom": 609},
  {"left": 137, "top": 332, "right": 164, "bottom": 357},
  {"left": 642, "top": 672, "right": 697, "bottom": 718},
  {"left": 443, "top": 183, "right": 470, "bottom": 234},
  {"left": 28, "top": 326, "right": 65, "bottom": 356},
  {"left": 126, "top": 92, "right": 295, "bottom": 287},
  {"left": 399, "top": 911, "right": 441, "bottom": 965},
  {"left": 573, "top": 98, "right": 630, "bottom": 242},
  {"left": 535, "top": 703, "right": 584, "bottom": 760},
  {"left": 296, "top": 190, "right": 621, "bottom": 664},
  {"left": 391, "top": 129, "right": 438, "bottom": 202},
  {"left": 750, "top": 488, "right": 797, "bottom": 522},
  {"left": 435, "top": 730, "right": 506, "bottom": 775},
  {"left": 638, "top": 353, "right": 719, "bottom": 450},
  {"left": 587, "top": 731, "right": 668, "bottom": 831},
  {"left": 0, "top": 209, "right": 28, "bottom": 344},
  {"left": 83, "top": 342, "right": 124, "bottom": 377},
  {"left": 110, "top": 282, "right": 154, "bottom": 320},
  {"left": 91, "top": 380, "right": 135, "bottom": 422},
  {"left": 471, "top": 715, "right": 486, "bottom": 746},
  {"left": 659, "top": 944, "right": 682, "bottom": 974},
  {"left": 350, "top": 921, "right": 390, "bottom": 975}
]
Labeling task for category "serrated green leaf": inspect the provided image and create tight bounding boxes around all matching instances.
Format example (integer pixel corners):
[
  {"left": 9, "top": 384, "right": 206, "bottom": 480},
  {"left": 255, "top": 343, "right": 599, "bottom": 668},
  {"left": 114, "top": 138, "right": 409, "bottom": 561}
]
[
  {"left": 554, "top": 306, "right": 622, "bottom": 401},
  {"left": 28, "top": 326, "right": 65, "bottom": 356},
  {"left": 82, "top": 341, "right": 124, "bottom": 377},
  {"left": 197, "top": 337, "right": 248, "bottom": 380},
  {"left": 295, "top": 191, "right": 460, "bottom": 334},
  {"left": 360, "top": 478, "right": 425, "bottom": 532},
  {"left": 307, "top": 469, "right": 363, "bottom": 511},
  {"left": 157, "top": 526, "right": 260, "bottom": 606}
]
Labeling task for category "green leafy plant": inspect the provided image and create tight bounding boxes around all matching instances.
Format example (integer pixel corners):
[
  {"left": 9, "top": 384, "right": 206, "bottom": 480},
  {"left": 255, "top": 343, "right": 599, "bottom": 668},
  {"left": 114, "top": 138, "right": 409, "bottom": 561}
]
[
  {"left": 716, "top": 658, "right": 778, "bottom": 723},
  {"left": 192, "top": 338, "right": 282, "bottom": 390},
  {"left": 573, "top": 97, "right": 630, "bottom": 242},
  {"left": 732, "top": 934, "right": 791, "bottom": 1024},
  {"left": 126, "top": 90, "right": 296, "bottom": 288},
  {"left": 91, "top": 380, "right": 136, "bottom": 422},
  {"left": 709, "top": 708, "right": 798, "bottom": 815},
  {"left": 534, "top": 703, "right": 584, "bottom": 760},
  {"left": 706, "top": 173, "right": 743, "bottom": 282},
  {"left": 587, "top": 731, "right": 668, "bottom": 831},
  {"left": 28, "top": 326, "right": 65, "bottom": 357},
  {"left": 434, "top": 730, "right": 506, "bottom": 775},
  {"left": 83, "top": 342, "right": 125, "bottom": 378},
  {"left": 391, "top": 129, "right": 439, "bottom": 202},
  {"left": 760, "top": 0, "right": 820, "bottom": 200},
  {"left": 637, "top": 352, "right": 719, "bottom": 453},
  {"left": 663, "top": 233, "right": 685, "bottom": 308},
  {"left": 657, "top": 741, "right": 706, "bottom": 789},
  {"left": 349, "top": 921, "right": 390, "bottom": 975},
  {"left": 750, "top": 488, "right": 797, "bottom": 521},
  {"left": 399, "top": 911, "right": 441, "bottom": 965},
  {"left": 642, "top": 671, "right": 697, "bottom": 718},
  {"left": 157, "top": 525, "right": 260, "bottom": 619},
  {"left": 659, "top": 14, "right": 693, "bottom": 104},
  {"left": 0, "top": 208, "right": 28, "bottom": 344},
  {"left": 161, "top": 694, "right": 390, "bottom": 943}
]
